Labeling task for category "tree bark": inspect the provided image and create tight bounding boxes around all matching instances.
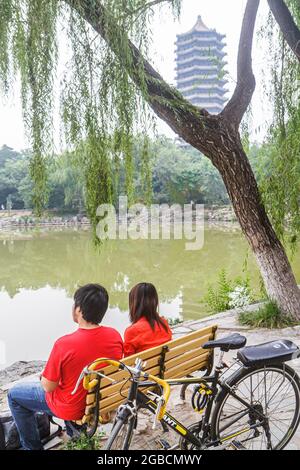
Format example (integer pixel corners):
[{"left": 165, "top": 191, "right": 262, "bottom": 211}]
[
  {"left": 268, "top": 0, "right": 300, "bottom": 62},
  {"left": 63, "top": 0, "right": 300, "bottom": 319}
]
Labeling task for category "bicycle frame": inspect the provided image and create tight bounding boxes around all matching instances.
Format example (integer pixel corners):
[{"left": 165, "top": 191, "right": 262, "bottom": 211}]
[{"left": 122, "top": 365, "right": 268, "bottom": 449}]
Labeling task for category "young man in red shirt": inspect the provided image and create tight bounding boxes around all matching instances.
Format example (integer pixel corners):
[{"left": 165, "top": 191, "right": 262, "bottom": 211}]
[{"left": 8, "top": 283, "right": 123, "bottom": 450}]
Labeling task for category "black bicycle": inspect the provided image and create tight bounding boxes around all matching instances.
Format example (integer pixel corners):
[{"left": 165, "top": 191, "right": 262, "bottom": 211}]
[{"left": 76, "top": 333, "right": 300, "bottom": 450}]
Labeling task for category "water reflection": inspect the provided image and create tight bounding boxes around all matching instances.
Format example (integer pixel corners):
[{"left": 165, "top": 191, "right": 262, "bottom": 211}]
[{"left": 0, "top": 227, "right": 299, "bottom": 368}]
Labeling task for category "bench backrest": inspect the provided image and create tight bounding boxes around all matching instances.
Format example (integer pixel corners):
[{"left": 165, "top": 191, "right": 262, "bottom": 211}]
[{"left": 77, "top": 324, "right": 217, "bottom": 424}]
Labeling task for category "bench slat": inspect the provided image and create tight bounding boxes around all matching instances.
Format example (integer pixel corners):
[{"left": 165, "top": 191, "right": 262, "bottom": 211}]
[
  {"left": 164, "top": 325, "right": 217, "bottom": 348},
  {"left": 98, "top": 345, "right": 166, "bottom": 376},
  {"left": 165, "top": 348, "right": 209, "bottom": 371},
  {"left": 164, "top": 333, "right": 213, "bottom": 362},
  {"left": 100, "top": 397, "right": 126, "bottom": 415},
  {"left": 164, "top": 352, "right": 211, "bottom": 378}
]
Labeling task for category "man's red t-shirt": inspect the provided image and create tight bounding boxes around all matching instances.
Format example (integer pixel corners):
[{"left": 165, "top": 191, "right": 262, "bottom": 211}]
[
  {"left": 124, "top": 317, "right": 172, "bottom": 357},
  {"left": 42, "top": 326, "right": 123, "bottom": 420}
]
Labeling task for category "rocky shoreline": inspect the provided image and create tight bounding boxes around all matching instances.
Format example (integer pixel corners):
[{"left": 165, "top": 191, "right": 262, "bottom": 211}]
[
  {"left": 0, "top": 213, "right": 90, "bottom": 230},
  {"left": 0, "top": 360, "right": 46, "bottom": 388},
  {"left": 0, "top": 360, "right": 46, "bottom": 412},
  {"left": 0, "top": 206, "right": 237, "bottom": 230}
]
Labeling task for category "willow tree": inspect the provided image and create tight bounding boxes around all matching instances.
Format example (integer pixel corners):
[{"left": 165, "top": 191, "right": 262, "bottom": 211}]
[
  {"left": 260, "top": 0, "right": 300, "bottom": 252},
  {"left": 0, "top": 0, "right": 300, "bottom": 319}
]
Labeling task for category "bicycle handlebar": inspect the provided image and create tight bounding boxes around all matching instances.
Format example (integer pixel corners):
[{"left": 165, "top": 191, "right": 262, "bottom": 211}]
[{"left": 73, "top": 358, "right": 171, "bottom": 421}]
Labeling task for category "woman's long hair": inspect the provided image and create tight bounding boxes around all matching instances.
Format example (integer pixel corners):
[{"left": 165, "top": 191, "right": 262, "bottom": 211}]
[{"left": 129, "top": 282, "right": 168, "bottom": 332}]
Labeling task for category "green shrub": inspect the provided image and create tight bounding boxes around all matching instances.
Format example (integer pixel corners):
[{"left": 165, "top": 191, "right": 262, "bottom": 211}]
[
  {"left": 168, "top": 317, "right": 183, "bottom": 326},
  {"left": 239, "top": 301, "right": 299, "bottom": 329},
  {"left": 203, "top": 269, "right": 252, "bottom": 313},
  {"left": 62, "top": 431, "right": 105, "bottom": 450}
]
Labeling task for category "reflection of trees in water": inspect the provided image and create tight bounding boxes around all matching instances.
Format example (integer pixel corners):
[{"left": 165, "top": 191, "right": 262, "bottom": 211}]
[{"left": 0, "top": 229, "right": 262, "bottom": 318}]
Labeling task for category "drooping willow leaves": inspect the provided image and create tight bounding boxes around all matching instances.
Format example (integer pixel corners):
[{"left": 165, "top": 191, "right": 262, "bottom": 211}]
[
  {"left": 0, "top": 0, "right": 181, "bottom": 232},
  {"left": 259, "top": 0, "right": 300, "bottom": 251}
]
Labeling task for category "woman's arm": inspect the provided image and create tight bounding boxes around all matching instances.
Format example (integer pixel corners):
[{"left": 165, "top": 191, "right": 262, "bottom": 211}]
[{"left": 123, "top": 326, "right": 138, "bottom": 357}]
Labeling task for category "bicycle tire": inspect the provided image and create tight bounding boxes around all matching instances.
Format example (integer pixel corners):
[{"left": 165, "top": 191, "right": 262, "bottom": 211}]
[
  {"left": 211, "top": 363, "right": 300, "bottom": 450},
  {"left": 104, "top": 416, "right": 135, "bottom": 450}
]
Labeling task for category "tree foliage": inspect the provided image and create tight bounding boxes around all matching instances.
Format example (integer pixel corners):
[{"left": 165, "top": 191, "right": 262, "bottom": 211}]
[
  {"left": 0, "top": 0, "right": 181, "bottom": 223},
  {"left": 1, "top": 0, "right": 299, "bottom": 241},
  {"left": 259, "top": 0, "right": 300, "bottom": 249},
  {"left": 0, "top": 138, "right": 230, "bottom": 210}
]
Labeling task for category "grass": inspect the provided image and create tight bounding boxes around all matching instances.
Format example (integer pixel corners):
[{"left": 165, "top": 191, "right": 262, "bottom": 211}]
[
  {"left": 238, "top": 301, "right": 300, "bottom": 329},
  {"left": 168, "top": 317, "right": 183, "bottom": 326},
  {"left": 62, "top": 431, "right": 106, "bottom": 450}
]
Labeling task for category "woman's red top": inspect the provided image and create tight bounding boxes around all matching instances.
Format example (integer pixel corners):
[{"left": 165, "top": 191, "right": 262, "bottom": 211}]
[{"left": 124, "top": 316, "right": 172, "bottom": 357}]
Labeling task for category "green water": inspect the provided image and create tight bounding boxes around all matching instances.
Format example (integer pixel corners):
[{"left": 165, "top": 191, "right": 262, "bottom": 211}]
[{"left": 0, "top": 226, "right": 299, "bottom": 368}]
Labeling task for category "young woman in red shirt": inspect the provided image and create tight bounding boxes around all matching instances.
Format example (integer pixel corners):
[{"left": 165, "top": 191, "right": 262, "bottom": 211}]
[{"left": 124, "top": 282, "right": 172, "bottom": 357}]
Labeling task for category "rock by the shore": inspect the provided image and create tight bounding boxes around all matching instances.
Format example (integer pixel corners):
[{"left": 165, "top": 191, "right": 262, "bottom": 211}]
[
  {"left": 0, "top": 214, "right": 90, "bottom": 229},
  {"left": 0, "top": 206, "right": 238, "bottom": 230},
  {"left": 0, "top": 360, "right": 45, "bottom": 387}
]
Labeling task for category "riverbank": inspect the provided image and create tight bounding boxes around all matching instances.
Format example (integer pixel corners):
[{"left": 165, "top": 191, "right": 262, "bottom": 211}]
[
  {"left": 1, "top": 302, "right": 300, "bottom": 449},
  {"left": 0, "top": 205, "right": 237, "bottom": 230}
]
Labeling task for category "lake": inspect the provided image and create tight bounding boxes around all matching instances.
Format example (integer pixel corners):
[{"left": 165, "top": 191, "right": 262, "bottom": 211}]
[{"left": 0, "top": 226, "right": 299, "bottom": 368}]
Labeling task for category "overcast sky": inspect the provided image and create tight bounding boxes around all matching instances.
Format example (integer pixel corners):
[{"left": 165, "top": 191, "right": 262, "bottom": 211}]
[{"left": 0, "top": 0, "right": 271, "bottom": 151}]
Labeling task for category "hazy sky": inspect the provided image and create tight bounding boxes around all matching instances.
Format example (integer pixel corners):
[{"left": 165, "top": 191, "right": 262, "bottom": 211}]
[{"left": 0, "top": 0, "right": 271, "bottom": 151}]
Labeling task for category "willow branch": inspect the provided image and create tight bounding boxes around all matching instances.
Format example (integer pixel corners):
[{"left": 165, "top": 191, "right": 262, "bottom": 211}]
[
  {"left": 221, "top": 0, "right": 260, "bottom": 128},
  {"left": 268, "top": 0, "right": 300, "bottom": 62},
  {"left": 63, "top": 0, "right": 213, "bottom": 148},
  {"left": 129, "top": 0, "right": 174, "bottom": 15}
]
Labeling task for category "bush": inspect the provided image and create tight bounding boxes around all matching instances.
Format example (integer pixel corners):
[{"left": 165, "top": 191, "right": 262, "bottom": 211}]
[
  {"left": 62, "top": 431, "right": 105, "bottom": 450},
  {"left": 203, "top": 269, "right": 252, "bottom": 313},
  {"left": 239, "top": 301, "right": 299, "bottom": 329},
  {"left": 168, "top": 317, "right": 183, "bottom": 326}
]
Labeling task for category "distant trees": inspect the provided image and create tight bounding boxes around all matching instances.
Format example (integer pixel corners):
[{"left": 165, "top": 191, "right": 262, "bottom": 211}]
[
  {"left": 140, "top": 137, "right": 229, "bottom": 205},
  {"left": 1, "top": 137, "right": 286, "bottom": 213},
  {"left": 0, "top": 145, "right": 31, "bottom": 209},
  {"left": 0, "top": 145, "right": 81, "bottom": 211},
  {"left": 0, "top": 139, "right": 230, "bottom": 211}
]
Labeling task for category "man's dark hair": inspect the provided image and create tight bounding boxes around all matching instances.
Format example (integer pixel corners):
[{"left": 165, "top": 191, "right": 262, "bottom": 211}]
[{"left": 74, "top": 284, "right": 109, "bottom": 324}]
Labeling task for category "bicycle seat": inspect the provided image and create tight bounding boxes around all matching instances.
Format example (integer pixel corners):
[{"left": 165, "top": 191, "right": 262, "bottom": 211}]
[
  {"left": 203, "top": 333, "right": 247, "bottom": 352},
  {"left": 237, "top": 339, "right": 300, "bottom": 367}
]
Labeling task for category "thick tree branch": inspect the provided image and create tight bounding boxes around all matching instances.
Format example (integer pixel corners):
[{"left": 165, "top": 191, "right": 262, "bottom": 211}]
[
  {"left": 221, "top": 0, "right": 260, "bottom": 128},
  {"left": 63, "top": 0, "right": 216, "bottom": 151},
  {"left": 268, "top": 0, "right": 300, "bottom": 62}
]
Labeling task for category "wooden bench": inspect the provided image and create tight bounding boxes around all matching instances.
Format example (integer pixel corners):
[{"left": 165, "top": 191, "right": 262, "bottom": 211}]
[{"left": 74, "top": 324, "right": 217, "bottom": 434}]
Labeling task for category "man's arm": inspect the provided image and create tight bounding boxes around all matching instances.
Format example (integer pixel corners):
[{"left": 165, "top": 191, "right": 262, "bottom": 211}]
[
  {"left": 41, "top": 340, "right": 62, "bottom": 393},
  {"left": 40, "top": 376, "right": 58, "bottom": 393}
]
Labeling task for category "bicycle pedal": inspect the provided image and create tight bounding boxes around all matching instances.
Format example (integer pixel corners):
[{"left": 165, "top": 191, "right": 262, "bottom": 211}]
[
  {"left": 228, "top": 440, "right": 246, "bottom": 450},
  {"left": 156, "top": 438, "right": 171, "bottom": 450}
]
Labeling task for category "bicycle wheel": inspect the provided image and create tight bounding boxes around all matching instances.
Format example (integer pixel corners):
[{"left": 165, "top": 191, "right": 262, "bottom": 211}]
[
  {"left": 105, "top": 416, "right": 136, "bottom": 450},
  {"left": 211, "top": 363, "right": 300, "bottom": 450}
]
